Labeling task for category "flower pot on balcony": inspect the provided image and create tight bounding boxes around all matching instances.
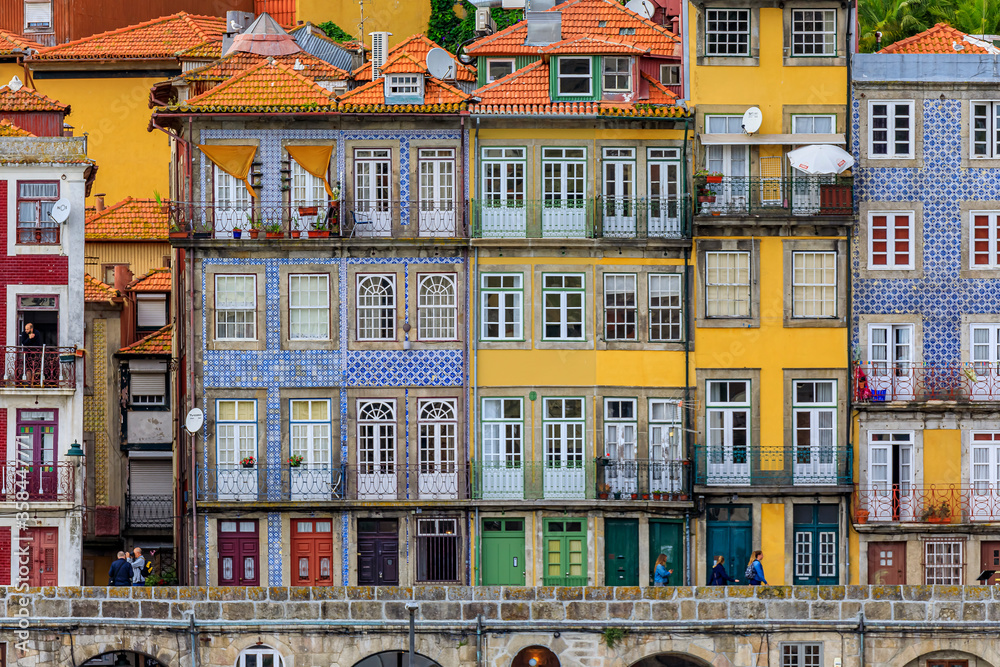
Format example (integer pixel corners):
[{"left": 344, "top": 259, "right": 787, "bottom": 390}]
[
  {"left": 630, "top": 493, "right": 639, "bottom": 500},
  {"left": 679, "top": 493, "right": 689, "bottom": 501},
  {"left": 598, "top": 492, "right": 609, "bottom": 500},
  {"left": 652, "top": 492, "right": 662, "bottom": 501},
  {"left": 193, "top": 231, "right": 211, "bottom": 239},
  {"left": 232, "top": 229, "right": 242, "bottom": 239},
  {"left": 613, "top": 492, "right": 622, "bottom": 500},
  {"left": 698, "top": 196, "right": 716, "bottom": 203},
  {"left": 706, "top": 175, "right": 723, "bottom": 183},
  {"left": 248, "top": 229, "right": 260, "bottom": 239},
  {"left": 241, "top": 463, "right": 254, "bottom": 469},
  {"left": 290, "top": 230, "right": 302, "bottom": 239},
  {"left": 308, "top": 230, "right": 331, "bottom": 238},
  {"left": 265, "top": 232, "right": 283, "bottom": 239},
  {"left": 927, "top": 515, "right": 950, "bottom": 524},
  {"left": 854, "top": 509, "right": 869, "bottom": 524},
  {"left": 641, "top": 493, "right": 650, "bottom": 500},
  {"left": 169, "top": 230, "right": 189, "bottom": 239},
  {"left": 297, "top": 206, "right": 318, "bottom": 216}
]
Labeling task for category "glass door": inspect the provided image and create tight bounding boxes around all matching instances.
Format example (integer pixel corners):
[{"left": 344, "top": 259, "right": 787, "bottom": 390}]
[
  {"left": 353, "top": 149, "right": 392, "bottom": 236},
  {"left": 480, "top": 147, "right": 525, "bottom": 236},
  {"left": 418, "top": 148, "right": 456, "bottom": 236},
  {"left": 601, "top": 148, "right": 635, "bottom": 236},
  {"left": 542, "top": 148, "right": 587, "bottom": 237},
  {"left": 648, "top": 148, "right": 680, "bottom": 236}
]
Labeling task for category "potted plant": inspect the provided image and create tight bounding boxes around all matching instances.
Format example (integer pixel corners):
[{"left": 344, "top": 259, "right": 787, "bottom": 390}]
[
  {"left": 309, "top": 214, "right": 331, "bottom": 238},
  {"left": 288, "top": 454, "right": 304, "bottom": 468},
  {"left": 232, "top": 226, "right": 242, "bottom": 240},
  {"left": 297, "top": 204, "right": 318, "bottom": 216},
  {"left": 641, "top": 492, "right": 650, "bottom": 500},
  {"left": 168, "top": 223, "right": 189, "bottom": 239},
  {"left": 694, "top": 169, "right": 724, "bottom": 183},
  {"left": 264, "top": 221, "right": 284, "bottom": 239},
  {"left": 652, "top": 489, "right": 662, "bottom": 501},
  {"left": 630, "top": 492, "right": 639, "bottom": 500},
  {"left": 597, "top": 483, "right": 611, "bottom": 500},
  {"left": 854, "top": 508, "right": 870, "bottom": 524},
  {"left": 248, "top": 217, "right": 262, "bottom": 239},
  {"left": 613, "top": 491, "right": 622, "bottom": 500},
  {"left": 922, "top": 501, "right": 951, "bottom": 524},
  {"left": 153, "top": 189, "right": 169, "bottom": 214},
  {"left": 240, "top": 456, "right": 255, "bottom": 469},
  {"left": 192, "top": 223, "right": 212, "bottom": 240},
  {"left": 697, "top": 188, "right": 717, "bottom": 204}
]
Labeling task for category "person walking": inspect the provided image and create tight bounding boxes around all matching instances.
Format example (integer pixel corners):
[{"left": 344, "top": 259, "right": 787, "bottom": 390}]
[
  {"left": 130, "top": 547, "right": 146, "bottom": 587},
  {"left": 709, "top": 555, "right": 739, "bottom": 585},
  {"left": 746, "top": 550, "right": 767, "bottom": 586},
  {"left": 653, "top": 553, "right": 673, "bottom": 586},
  {"left": 108, "top": 551, "right": 132, "bottom": 586}
]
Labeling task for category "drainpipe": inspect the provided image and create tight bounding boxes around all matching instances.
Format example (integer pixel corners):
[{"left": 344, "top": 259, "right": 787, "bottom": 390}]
[
  {"left": 683, "top": 244, "right": 692, "bottom": 585},
  {"left": 858, "top": 612, "right": 865, "bottom": 667},
  {"left": 473, "top": 246, "right": 481, "bottom": 584},
  {"left": 476, "top": 614, "right": 483, "bottom": 667},
  {"left": 189, "top": 613, "right": 198, "bottom": 667}
]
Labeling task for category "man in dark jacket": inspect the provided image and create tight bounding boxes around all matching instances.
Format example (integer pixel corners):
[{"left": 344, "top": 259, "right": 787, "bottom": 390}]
[{"left": 108, "top": 551, "right": 132, "bottom": 586}]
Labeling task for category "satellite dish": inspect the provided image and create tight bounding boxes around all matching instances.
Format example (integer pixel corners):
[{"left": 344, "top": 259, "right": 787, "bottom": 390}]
[
  {"left": 426, "top": 48, "right": 457, "bottom": 80},
  {"left": 49, "top": 198, "right": 71, "bottom": 224},
  {"left": 742, "top": 106, "right": 763, "bottom": 134},
  {"left": 624, "top": 0, "right": 654, "bottom": 19},
  {"left": 185, "top": 408, "right": 204, "bottom": 434}
]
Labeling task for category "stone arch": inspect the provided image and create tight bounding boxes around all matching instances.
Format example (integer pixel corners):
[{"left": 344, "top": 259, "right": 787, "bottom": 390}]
[
  {"left": 628, "top": 652, "right": 716, "bottom": 667},
  {"left": 889, "top": 643, "right": 1000, "bottom": 667},
  {"left": 73, "top": 636, "right": 178, "bottom": 667},
  {"left": 618, "top": 637, "right": 734, "bottom": 667},
  {"left": 511, "top": 646, "right": 560, "bottom": 667},
  {"left": 79, "top": 649, "right": 168, "bottom": 666},
  {"left": 350, "top": 649, "right": 440, "bottom": 667}
]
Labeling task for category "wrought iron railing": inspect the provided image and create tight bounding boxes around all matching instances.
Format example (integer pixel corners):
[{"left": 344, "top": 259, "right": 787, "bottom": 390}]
[
  {"left": 595, "top": 197, "right": 686, "bottom": 239},
  {"left": 471, "top": 461, "right": 597, "bottom": 500},
  {"left": 471, "top": 198, "right": 597, "bottom": 239},
  {"left": 125, "top": 494, "right": 173, "bottom": 529},
  {"left": 853, "top": 363, "right": 1000, "bottom": 402},
  {"left": 168, "top": 200, "right": 467, "bottom": 239},
  {"left": 693, "top": 176, "right": 852, "bottom": 217},
  {"left": 1, "top": 461, "right": 75, "bottom": 502},
  {"left": 693, "top": 445, "right": 853, "bottom": 486},
  {"left": 594, "top": 459, "right": 689, "bottom": 498},
  {"left": 853, "top": 484, "right": 1000, "bottom": 523},
  {"left": 0, "top": 346, "right": 77, "bottom": 389}
]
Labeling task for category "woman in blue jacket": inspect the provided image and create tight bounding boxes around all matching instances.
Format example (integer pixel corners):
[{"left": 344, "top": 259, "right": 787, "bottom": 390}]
[
  {"left": 747, "top": 550, "right": 767, "bottom": 585},
  {"left": 709, "top": 555, "right": 739, "bottom": 585},
  {"left": 653, "top": 553, "right": 673, "bottom": 586}
]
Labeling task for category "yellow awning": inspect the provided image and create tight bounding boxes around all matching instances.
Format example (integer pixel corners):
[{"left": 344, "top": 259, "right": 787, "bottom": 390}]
[
  {"left": 199, "top": 144, "right": 257, "bottom": 198},
  {"left": 285, "top": 145, "right": 335, "bottom": 199}
]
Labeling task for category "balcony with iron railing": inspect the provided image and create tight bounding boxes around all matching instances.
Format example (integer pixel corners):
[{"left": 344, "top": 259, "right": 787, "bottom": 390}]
[
  {"left": 1, "top": 461, "right": 76, "bottom": 502},
  {"left": 852, "top": 363, "right": 1000, "bottom": 403},
  {"left": 693, "top": 445, "right": 853, "bottom": 487},
  {"left": 0, "top": 347, "right": 77, "bottom": 390},
  {"left": 853, "top": 484, "right": 1000, "bottom": 524},
  {"left": 470, "top": 197, "right": 687, "bottom": 239},
  {"left": 470, "top": 460, "right": 690, "bottom": 501},
  {"left": 125, "top": 494, "right": 173, "bottom": 530},
  {"left": 167, "top": 200, "right": 467, "bottom": 240},
  {"left": 693, "top": 175, "right": 852, "bottom": 218}
]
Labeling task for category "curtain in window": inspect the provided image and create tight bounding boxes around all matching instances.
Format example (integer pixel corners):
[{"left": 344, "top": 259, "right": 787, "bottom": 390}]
[{"left": 200, "top": 145, "right": 258, "bottom": 198}]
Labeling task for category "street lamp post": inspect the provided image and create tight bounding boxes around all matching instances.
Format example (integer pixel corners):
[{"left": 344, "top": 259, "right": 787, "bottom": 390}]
[{"left": 405, "top": 601, "right": 419, "bottom": 665}]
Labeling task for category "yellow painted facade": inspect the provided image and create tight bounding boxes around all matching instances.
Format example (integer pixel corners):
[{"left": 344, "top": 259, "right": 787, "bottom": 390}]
[
  {"left": 296, "top": 0, "right": 431, "bottom": 48},
  {"left": 85, "top": 242, "right": 173, "bottom": 284}
]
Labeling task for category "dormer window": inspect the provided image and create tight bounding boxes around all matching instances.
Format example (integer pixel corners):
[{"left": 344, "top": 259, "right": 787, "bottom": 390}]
[
  {"left": 603, "top": 57, "right": 632, "bottom": 93},
  {"left": 384, "top": 74, "right": 424, "bottom": 104},
  {"left": 557, "top": 58, "right": 592, "bottom": 96},
  {"left": 486, "top": 59, "right": 515, "bottom": 83}
]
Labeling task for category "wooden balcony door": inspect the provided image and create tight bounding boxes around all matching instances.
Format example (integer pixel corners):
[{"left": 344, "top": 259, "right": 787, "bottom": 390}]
[
  {"left": 867, "top": 541, "right": 905, "bottom": 585},
  {"left": 418, "top": 149, "right": 456, "bottom": 236},
  {"left": 217, "top": 519, "right": 259, "bottom": 586},
  {"left": 647, "top": 149, "right": 680, "bottom": 236},
  {"left": 480, "top": 148, "right": 526, "bottom": 237},
  {"left": 602, "top": 149, "right": 635, "bottom": 236},
  {"left": 25, "top": 527, "right": 57, "bottom": 587},
  {"left": 17, "top": 409, "right": 57, "bottom": 501},
  {"left": 291, "top": 519, "right": 333, "bottom": 586},
  {"left": 357, "top": 519, "right": 398, "bottom": 585}
]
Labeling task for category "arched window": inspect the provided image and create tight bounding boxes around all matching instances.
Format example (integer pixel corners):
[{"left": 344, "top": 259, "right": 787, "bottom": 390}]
[
  {"left": 417, "top": 273, "right": 457, "bottom": 340},
  {"left": 357, "top": 274, "right": 396, "bottom": 340},
  {"left": 353, "top": 651, "right": 440, "bottom": 667},
  {"left": 236, "top": 645, "right": 284, "bottom": 667}
]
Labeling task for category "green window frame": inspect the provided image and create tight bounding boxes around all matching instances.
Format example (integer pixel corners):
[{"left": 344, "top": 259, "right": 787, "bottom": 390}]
[{"left": 542, "top": 272, "right": 586, "bottom": 340}]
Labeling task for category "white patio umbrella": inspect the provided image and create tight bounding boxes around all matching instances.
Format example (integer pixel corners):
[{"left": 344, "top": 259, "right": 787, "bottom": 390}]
[{"left": 786, "top": 144, "right": 855, "bottom": 175}]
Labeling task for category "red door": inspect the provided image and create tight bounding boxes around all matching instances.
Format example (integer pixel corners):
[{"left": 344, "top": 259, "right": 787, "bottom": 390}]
[
  {"left": 25, "top": 527, "right": 58, "bottom": 586},
  {"left": 17, "top": 410, "right": 57, "bottom": 500},
  {"left": 868, "top": 542, "right": 905, "bottom": 585},
  {"left": 291, "top": 519, "right": 334, "bottom": 586},
  {"left": 980, "top": 541, "right": 1000, "bottom": 584},
  {"left": 217, "top": 520, "right": 259, "bottom": 586}
]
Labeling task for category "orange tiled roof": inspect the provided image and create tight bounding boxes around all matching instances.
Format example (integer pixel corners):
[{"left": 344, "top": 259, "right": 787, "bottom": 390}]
[
  {"left": 128, "top": 267, "right": 171, "bottom": 292},
  {"left": 379, "top": 51, "right": 428, "bottom": 75},
  {"left": 84, "top": 274, "right": 120, "bottom": 303},
  {"left": 31, "top": 12, "right": 227, "bottom": 61},
  {"left": 470, "top": 59, "right": 686, "bottom": 117},
  {"left": 85, "top": 197, "right": 169, "bottom": 241},
  {"left": 177, "top": 38, "right": 223, "bottom": 60},
  {"left": 466, "top": 0, "right": 679, "bottom": 57},
  {"left": 0, "top": 85, "right": 69, "bottom": 113},
  {"left": 0, "top": 119, "right": 33, "bottom": 136},
  {"left": 352, "top": 34, "right": 476, "bottom": 82},
  {"left": 338, "top": 76, "right": 469, "bottom": 113},
  {"left": 163, "top": 58, "right": 337, "bottom": 112},
  {"left": 180, "top": 50, "right": 349, "bottom": 83},
  {"left": 119, "top": 324, "right": 172, "bottom": 355},
  {"left": 879, "top": 23, "right": 1000, "bottom": 54},
  {"left": 541, "top": 36, "right": 651, "bottom": 55},
  {"left": 0, "top": 29, "right": 43, "bottom": 56}
]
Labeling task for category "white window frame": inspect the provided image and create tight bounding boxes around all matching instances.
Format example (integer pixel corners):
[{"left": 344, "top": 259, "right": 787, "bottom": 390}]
[
  {"left": 792, "top": 380, "right": 837, "bottom": 485},
  {"left": 557, "top": 57, "right": 592, "bottom": 97},
  {"left": 542, "top": 273, "right": 586, "bottom": 341},
  {"left": 289, "top": 274, "right": 330, "bottom": 340},
  {"left": 481, "top": 273, "right": 523, "bottom": 340},
  {"left": 792, "top": 251, "right": 837, "bottom": 318},
  {"left": 129, "top": 370, "right": 166, "bottom": 406},
  {"left": 706, "top": 380, "right": 751, "bottom": 484},
  {"left": 418, "top": 398, "right": 458, "bottom": 470},
  {"left": 357, "top": 399, "right": 396, "bottom": 470},
  {"left": 649, "top": 399, "right": 682, "bottom": 492},
  {"left": 970, "top": 211, "right": 1000, "bottom": 268},
  {"left": 648, "top": 274, "right": 683, "bottom": 342},
  {"left": 136, "top": 293, "right": 168, "bottom": 328},
  {"left": 867, "top": 211, "right": 914, "bottom": 270},
  {"left": 705, "top": 251, "right": 751, "bottom": 318},
  {"left": 386, "top": 74, "right": 422, "bottom": 95},
  {"left": 791, "top": 114, "right": 836, "bottom": 134},
  {"left": 356, "top": 273, "right": 396, "bottom": 341},
  {"left": 216, "top": 399, "right": 257, "bottom": 467},
  {"left": 602, "top": 56, "right": 632, "bottom": 93},
  {"left": 486, "top": 58, "right": 515, "bottom": 83},
  {"left": 604, "top": 398, "right": 637, "bottom": 461},
  {"left": 237, "top": 645, "right": 284, "bottom": 667},
  {"left": 482, "top": 397, "right": 523, "bottom": 466},
  {"left": 417, "top": 273, "right": 458, "bottom": 341},
  {"left": 705, "top": 8, "right": 751, "bottom": 56},
  {"left": 659, "top": 64, "right": 680, "bottom": 85},
  {"left": 543, "top": 397, "right": 586, "bottom": 469},
  {"left": 970, "top": 324, "right": 1000, "bottom": 376},
  {"left": 214, "top": 275, "right": 257, "bottom": 341},
  {"left": 867, "top": 323, "right": 914, "bottom": 370},
  {"left": 23, "top": 0, "right": 52, "bottom": 30},
  {"left": 289, "top": 399, "right": 331, "bottom": 468},
  {"left": 290, "top": 158, "right": 327, "bottom": 208},
  {"left": 868, "top": 100, "right": 914, "bottom": 159},
  {"left": 790, "top": 9, "right": 837, "bottom": 57},
  {"left": 780, "top": 643, "right": 822, "bottom": 667},
  {"left": 971, "top": 101, "right": 1000, "bottom": 158},
  {"left": 603, "top": 273, "right": 637, "bottom": 341},
  {"left": 924, "top": 540, "right": 964, "bottom": 585}
]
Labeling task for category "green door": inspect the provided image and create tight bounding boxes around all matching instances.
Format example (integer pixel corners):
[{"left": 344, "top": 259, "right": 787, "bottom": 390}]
[
  {"left": 792, "top": 504, "right": 839, "bottom": 585},
  {"left": 649, "top": 520, "right": 684, "bottom": 586},
  {"left": 481, "top": 518, "right": 526, "bottom": 585},
  {"left": 604, "top": 519, "right": 638, "bottom": 586},
  {"left": 706, "top": 505, "right": 751, "bottom": 585},
  {"left": 543, "top": 518, "right": 587, "bottom": 586}
]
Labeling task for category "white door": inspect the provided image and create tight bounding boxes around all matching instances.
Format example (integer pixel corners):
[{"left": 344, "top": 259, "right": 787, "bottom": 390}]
[
  {"left": 705, "top": 116, "right": 749, "bottom": 212},
  {"left": 214, "top": 170, "right": 252, "bottom": 239},
  {"left": 706, "top": 409, "right": 750, "bottom": 485},
  {"left": 867, "top": 434, "right": 913, "bottom": 521},
  {"left": 869, "top": 324, "right": 914, "bottom": 400},
  {"left": 357, "top": 400, "right": 396, "bottom": 499},
  {"left": 216, "top": 400, "right": 257, "bottom": 501},
  {"left": 290, "top": 160, "right": 327, "bottom": 232},
  {"left": 480, "top": 148, "right": 525, "bottom": 237},
  {"left": 353, "top": 149, "right": 391, "bottom": 236},
  {"left": 418, "top": 399, "right": 458, "bottom": 499},
  {"left": 649, "top": 399, "right": 682, "bottom": 494},
  {"left": 542, "top": 148, "right": 587, "bottom": 237},
  {"left": 418, "top": 149, "right": 456, "bottom": 236},
  {"left": 481, "top": 398, "right": 524, "bottom": 499},
  {"left": 970, "top": 325, "right": 1000, "bottom": 400},
  {"left": 648, "top": 149, "right": 680, "bottom": 237},
  {"left": 543, "top": 398, "right": 585, "bottom": 498},
  {"left": 971, "top": 434, "right": 1000, "bottom": 521},
  {"left": 792, "top": 381, "right": 837, "bottom": 485},
  {"left": 602, "top": 149, "right": 635, "bottom": 236},
  {"left": 290, "top": 400, "right": 333, "bottom": 501},
  {"left": 604, "top": 399, "right": 637, "bottom": 496}
]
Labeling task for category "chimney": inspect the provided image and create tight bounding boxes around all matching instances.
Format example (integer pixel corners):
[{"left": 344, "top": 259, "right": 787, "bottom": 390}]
[
  {"left": 113, "top": 264, "right": 132, "bottom": 293},
  {"left": 370, "top": 31, "right": 391, "bottom": 78},
  {"left": 95, "top": 194, "right": 105, "bottom": 213},
  {"left": 524, "top": 12, "right": 561, "bottom": 46}
]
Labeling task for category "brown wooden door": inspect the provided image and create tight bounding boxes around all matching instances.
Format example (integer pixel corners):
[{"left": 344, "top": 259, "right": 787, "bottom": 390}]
[
  {"left": 217, "top": 519, "right": 259, "bottom": 586},
  {"left": 291, "top": 519, "right": 334, "bottom": 586},
  {"left": 980, "top": 541, "right": 1000, "bottom": 584},
  {"left": 357, "top": 519, "right": 398, "bottom": 585},
  {"left": 868, "top": 542, "right": 905, "bottom": 585},
  {"left": 25, "top": 527, "right": 58, "bottom": 587}
]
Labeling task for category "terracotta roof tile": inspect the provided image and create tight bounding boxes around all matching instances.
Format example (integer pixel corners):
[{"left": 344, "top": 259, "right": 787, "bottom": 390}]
[
  {"left": 164, "top": 58, "right": 337, "bottom": 112},
  {"left": 541, "top": 36, "right": 650, "bottom": 55},
  {"left": 177, "top": 38, "right": 223, "bottom": 60},
  {"left": 338, "top": 76, "right": 469, "bottom": 112},
  {"left": 466, "top": 0, "right": 679, "bottom": 56},
  {"left": 0, "top": 30, "right": 43, "bottom": 56},
  {"left": 352, "top": 34, "right": 476, "bottom": 82},
  {"left": 128, "top": 267, "right": 171, "bottom": 292},
  {"left": 378, "top": 51, "right": 429, "bottom": 75},
  {"left": 179, "top": 50, "right": 349, "bottom": 83},
  {"left": 0, "top": 119, "right": 33, "bottom": 136},
  {"left": 31, "top": 12, "right": 227, "bottom": 61},
  {"left": 84, "top": 274, "right": 120, "bottom": 303},
  {"left": 0, "top": 85, "right": 69, "bottom": 113},
  {"left": 880, "top": 23, "right": 1000, "bottom": 54},
  {"left": 85, "top": 197, "right": 169, "bottom": 241},
  {"left": 118, "top": 324, "right": 172, "bottom": 355}
]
